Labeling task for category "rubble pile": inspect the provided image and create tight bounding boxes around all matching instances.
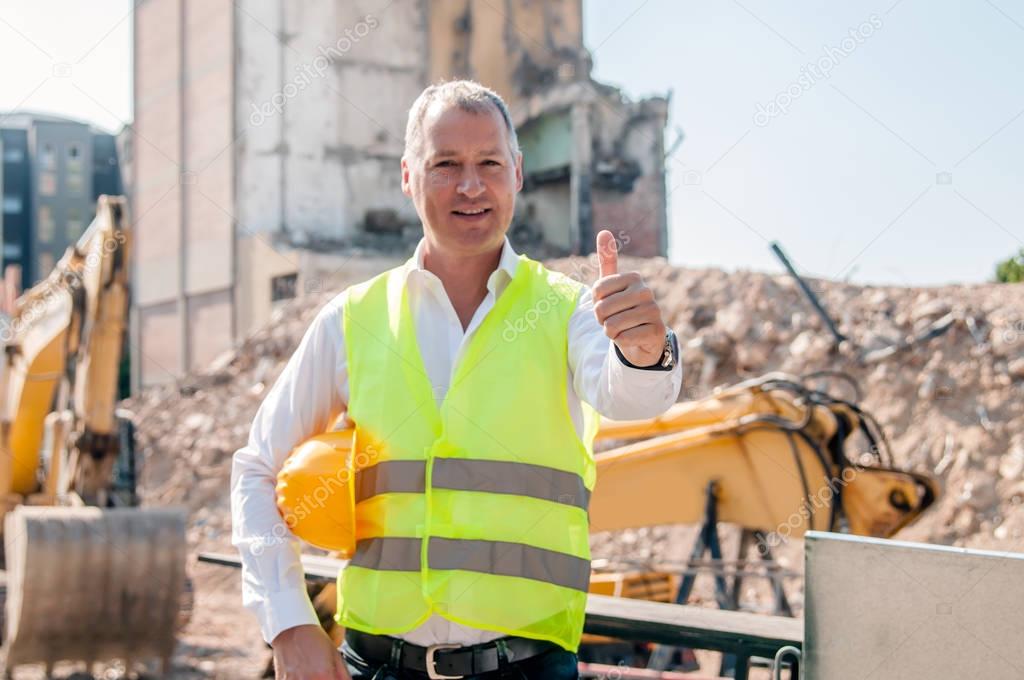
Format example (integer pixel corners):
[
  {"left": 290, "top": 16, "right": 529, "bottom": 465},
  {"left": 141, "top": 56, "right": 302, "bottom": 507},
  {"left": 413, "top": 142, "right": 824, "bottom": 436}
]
[
  {"left": 553, "top": 256, "right": 1024, "bottom": 556},
  {"left": 126, "top": 256, "right": 1024, "bottom": 556},
  {"left": 125, "top": 289, "right": 339, "bottom": 551}
]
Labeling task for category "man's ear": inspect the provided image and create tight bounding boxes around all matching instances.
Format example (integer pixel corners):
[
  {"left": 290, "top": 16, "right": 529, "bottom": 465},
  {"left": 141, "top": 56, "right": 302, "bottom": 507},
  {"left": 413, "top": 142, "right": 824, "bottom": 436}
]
[
  {"left": 401, "top": 155, "right": 412, "bottom": 197},
  {"left": 514, "top": 151, "right": 524, "bottom": 192}
]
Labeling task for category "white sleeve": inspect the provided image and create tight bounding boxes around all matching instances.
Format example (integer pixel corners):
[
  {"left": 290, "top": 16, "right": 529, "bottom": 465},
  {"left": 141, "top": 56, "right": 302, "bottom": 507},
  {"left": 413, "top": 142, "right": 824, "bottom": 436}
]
[
  {"left": 229, "top": 294, "right": 349, "bottom": 644},
  {"left": 568, "top": 285, "right": 682, "bottom": 420}
]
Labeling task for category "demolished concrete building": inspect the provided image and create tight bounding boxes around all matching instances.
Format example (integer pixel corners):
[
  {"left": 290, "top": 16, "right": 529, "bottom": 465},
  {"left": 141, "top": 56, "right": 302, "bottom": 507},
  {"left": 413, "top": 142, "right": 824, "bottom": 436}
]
[{"left": 131, "top": 0, "right": 670, "bottom": 388}]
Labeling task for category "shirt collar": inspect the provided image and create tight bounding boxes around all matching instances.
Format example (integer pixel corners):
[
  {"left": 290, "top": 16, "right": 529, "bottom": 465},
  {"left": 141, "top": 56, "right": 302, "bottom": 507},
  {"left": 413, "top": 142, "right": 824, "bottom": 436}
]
[{"left": 405, "top": 236, "right": 520, "bottom": 293}]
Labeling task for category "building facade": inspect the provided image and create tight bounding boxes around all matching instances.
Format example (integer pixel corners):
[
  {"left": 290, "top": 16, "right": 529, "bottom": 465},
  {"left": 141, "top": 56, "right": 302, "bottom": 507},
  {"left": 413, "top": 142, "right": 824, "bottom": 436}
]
[
  {"left": 1, "top": 128, "right": 31, "bottom": 286},
  {"left": 131, "top": 0, "right": 670, "bottom": 389},
  {"left": 0, "top": 113, "right": 122, "bottom": 290}
]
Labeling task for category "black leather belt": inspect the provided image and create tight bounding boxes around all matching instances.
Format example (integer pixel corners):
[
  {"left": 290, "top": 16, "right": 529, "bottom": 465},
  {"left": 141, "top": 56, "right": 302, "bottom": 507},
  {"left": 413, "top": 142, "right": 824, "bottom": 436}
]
[{"left": 344, "top": 628, "right": 561, "bottom": 678}]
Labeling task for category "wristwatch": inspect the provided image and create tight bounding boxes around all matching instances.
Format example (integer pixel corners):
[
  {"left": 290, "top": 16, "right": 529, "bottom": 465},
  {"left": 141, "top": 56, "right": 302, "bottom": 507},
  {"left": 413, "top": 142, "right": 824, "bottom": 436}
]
[{"left": 615, "top": 329, "right": 678, "bottom": 371}]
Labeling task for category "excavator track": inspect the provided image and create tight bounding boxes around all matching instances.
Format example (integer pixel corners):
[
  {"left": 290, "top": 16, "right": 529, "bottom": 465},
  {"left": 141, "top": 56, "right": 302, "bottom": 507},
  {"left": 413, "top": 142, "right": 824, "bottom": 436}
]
[{"left": 1, "top": 506, "right": 187, "bottom": 675}]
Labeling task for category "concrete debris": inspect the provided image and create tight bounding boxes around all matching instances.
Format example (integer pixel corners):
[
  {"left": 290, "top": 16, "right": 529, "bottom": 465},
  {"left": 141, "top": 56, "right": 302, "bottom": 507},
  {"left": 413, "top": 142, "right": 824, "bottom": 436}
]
[
  {"left": 1009, "top": 357, "right": 1024, "bottom": 380},
  {"left": 788, "top": 330, "right": 833, "bottom": 365},
  {"left": 126, "top": 289, "right": 337, "bottom": 546},
  {"left": 999, "top": 441, "right": 1024, "bottom": 480},
  {"left": 910, "top": 296, "right": 951, "bottom": 322},
  {"left": 714, "top": 300, "right": 751, "bottom": 341}
]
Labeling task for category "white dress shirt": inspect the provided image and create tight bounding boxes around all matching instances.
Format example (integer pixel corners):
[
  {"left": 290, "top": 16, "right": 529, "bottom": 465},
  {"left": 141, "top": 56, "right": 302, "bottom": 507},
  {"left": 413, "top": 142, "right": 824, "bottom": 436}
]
[{"left": 230, "top": 237, "right": 682, "bottom": 645}]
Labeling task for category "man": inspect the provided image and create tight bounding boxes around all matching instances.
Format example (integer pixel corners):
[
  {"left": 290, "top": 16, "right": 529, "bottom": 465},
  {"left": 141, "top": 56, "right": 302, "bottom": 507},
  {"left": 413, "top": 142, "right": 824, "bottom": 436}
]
[{"left": 231, "top": 80, "right": 682, "bottom": 680}]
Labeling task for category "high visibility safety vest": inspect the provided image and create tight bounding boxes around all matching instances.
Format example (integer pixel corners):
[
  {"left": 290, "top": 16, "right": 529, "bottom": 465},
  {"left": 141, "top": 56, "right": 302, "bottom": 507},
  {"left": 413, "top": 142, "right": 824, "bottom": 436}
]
[{"left": 335, "top": 255, "right": 600, "bottom": 652}]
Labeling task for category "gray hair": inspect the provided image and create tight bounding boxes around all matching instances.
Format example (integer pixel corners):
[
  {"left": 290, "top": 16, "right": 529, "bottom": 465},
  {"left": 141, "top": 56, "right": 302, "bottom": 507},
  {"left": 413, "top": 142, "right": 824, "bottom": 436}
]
[{"left": 403, "top": 79, "right": 520, "bottom": 160}]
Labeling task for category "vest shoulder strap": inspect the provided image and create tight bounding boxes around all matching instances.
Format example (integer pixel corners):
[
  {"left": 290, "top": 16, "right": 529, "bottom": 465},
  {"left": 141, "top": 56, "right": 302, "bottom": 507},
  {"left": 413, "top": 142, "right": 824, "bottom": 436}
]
[
  {"left": 514, "top": 254, "right": 585, "bottom": 304},
  {"left": 344, "top": 265, "right": 402, "bottom": 308}
]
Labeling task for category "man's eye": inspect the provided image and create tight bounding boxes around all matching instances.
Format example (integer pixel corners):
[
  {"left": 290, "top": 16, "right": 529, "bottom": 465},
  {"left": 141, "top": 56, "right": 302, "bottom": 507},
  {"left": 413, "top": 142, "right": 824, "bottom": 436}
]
[
  {"left": 435, "top": 161, "right": 455, "bottom": 167},
  {"left": 482, "top": 160, "right": 500, "bottom": 166}
]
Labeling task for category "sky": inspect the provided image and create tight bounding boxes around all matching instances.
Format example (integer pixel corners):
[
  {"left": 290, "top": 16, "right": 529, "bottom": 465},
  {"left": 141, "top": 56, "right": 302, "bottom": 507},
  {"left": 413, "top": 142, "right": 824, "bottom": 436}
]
[
  {"left": 0, "top": 2, "right": 132, "bottom": 133},
  {"left": 584, "top": 0, "right": 1024, "bottom": 285},
  {"left": 1, "top": 1, "right": 1021, "bottom": 285}
]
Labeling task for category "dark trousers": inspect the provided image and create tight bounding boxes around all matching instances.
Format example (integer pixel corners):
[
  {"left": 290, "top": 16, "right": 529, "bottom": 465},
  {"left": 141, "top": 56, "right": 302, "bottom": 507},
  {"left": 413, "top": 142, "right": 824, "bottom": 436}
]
[{"left": 340, "top": 640, "right": 580, "bottom": 680}]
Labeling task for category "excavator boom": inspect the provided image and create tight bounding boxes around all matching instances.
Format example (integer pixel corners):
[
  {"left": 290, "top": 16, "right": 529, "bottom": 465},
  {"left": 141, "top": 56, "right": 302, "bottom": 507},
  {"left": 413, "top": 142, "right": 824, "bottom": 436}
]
[
  {"left": 590, "top": 374, "right": 937, "bottom": 539},
  {"left": 0, "top": 196, "right": 186, "bottom": 675}
]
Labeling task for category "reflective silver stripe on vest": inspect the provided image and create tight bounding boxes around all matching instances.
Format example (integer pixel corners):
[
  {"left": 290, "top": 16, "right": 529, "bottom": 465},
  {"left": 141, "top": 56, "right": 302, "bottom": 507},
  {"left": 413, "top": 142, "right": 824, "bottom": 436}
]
[
  {"left": 432, "top": 459, "right": 590, "bottom": 511},
  {"left": 355, "top": 459, "right": 589, "bottom": 511},
  {"left": 349, "top": 537, "right": 591, "bottom": 592},
  {"left": 429, "top": 537, "right": 591, "bottom": 593},
  {"left": 355, "top": 461, "right": 426, "bottom": 503},
  {"left": 349, "top": 537, "right": 422, "bottom": 572}
]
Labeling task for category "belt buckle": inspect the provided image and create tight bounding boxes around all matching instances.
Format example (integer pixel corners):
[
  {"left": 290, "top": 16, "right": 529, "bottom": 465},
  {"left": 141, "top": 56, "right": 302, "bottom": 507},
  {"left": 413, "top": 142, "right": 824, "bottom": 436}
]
[{"left": 425, "top": 643, "right": 463, "bottom": 680}]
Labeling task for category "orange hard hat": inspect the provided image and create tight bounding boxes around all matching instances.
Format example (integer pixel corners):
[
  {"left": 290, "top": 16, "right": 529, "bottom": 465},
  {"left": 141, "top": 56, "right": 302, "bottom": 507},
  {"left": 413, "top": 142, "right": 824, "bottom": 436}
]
[{"left": 275, "top": 424, "right": 357, "bottom": 556}]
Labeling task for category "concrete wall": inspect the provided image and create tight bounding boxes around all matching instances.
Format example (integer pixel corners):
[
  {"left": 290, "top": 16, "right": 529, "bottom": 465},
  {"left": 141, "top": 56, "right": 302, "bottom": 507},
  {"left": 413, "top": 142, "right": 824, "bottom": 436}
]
[
  {"left": 298, "top": 250, "right": 405, "bottom": 301},
  {"left": 235, "top": 233, "right": 299, "bottom": 341},
  {"left": 188, "top": 288, "right": 234, "bottom": 370},
  {"left": 513, "top": 82, "right": 668, "bottom": 258},
  {"left": 133, "top": 0, "right": 235, "bottom": 387},
  {"left": 589, "top": 91, "right": 669, "bottom": 257},
  {"left": 183, "top": 0, "right": 235, "bottom": 375},
  {"left": 183, "top": 0, "right": 234, "bottom": 300},
  {"left": 234, "top": 0, "right": 425, "bottom": 244},
  {"left": 133, "top": 0, "right": 183, "bottom": 388},
  {"left": 138, "top": 301, "right": 180, "bottom": 385},
  {"left": 231, "top": 0, "right": 427, "bottom": 342},
  {"left": 134, "top": 0, "right": 182, "bottom": 310},
  {"left": 427, "top": 0, "right": 586, "bottom": 114},
  {"left": 519, "top": 109, "right": 573, "bottom": 176},
  {"left": 518, "top": 183, "right": 573, "bottom": 251}
]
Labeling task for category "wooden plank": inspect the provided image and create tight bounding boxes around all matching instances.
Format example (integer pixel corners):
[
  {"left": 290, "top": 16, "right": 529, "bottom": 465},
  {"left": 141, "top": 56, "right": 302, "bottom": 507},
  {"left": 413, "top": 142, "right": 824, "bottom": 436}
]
[{"left": 198, "top": 551, "right": 802, "bottom": 658}]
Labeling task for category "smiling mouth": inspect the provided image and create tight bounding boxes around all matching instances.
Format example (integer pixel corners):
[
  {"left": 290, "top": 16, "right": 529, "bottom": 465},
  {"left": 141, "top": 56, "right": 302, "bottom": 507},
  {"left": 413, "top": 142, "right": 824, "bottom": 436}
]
[{"left": 452, "top": 207, "right": 491, "bottom": 216}]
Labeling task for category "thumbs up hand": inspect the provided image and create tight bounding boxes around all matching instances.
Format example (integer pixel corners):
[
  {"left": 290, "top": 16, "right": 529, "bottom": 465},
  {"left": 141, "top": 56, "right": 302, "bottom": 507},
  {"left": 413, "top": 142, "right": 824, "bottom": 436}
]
[{"left": 592, "top": 229, "right": 668, "bottom": 368}]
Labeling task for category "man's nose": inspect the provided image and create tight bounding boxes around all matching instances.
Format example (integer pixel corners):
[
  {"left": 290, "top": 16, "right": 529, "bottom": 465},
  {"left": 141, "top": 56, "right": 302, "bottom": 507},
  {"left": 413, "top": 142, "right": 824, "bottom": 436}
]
[{"left": 456, "top": 166, "right": 485, "bottom": 198}]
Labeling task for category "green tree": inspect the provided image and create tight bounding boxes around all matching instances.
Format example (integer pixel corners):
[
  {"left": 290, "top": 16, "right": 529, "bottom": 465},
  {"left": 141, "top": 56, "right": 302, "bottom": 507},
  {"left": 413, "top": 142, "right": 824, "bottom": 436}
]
[{"left": 996, "top": 248, "right": 1024, "bottom": 283}]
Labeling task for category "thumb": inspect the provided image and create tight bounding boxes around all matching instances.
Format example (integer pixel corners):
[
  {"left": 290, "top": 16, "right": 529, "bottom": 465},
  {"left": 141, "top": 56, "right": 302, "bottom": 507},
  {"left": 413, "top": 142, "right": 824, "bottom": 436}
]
[{"left": 596, "top": 229, "right": 618, "bottom": 278}]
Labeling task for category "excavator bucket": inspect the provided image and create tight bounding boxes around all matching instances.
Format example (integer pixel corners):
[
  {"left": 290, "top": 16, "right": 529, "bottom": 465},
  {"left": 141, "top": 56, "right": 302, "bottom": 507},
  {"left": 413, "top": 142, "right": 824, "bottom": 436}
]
[{"left": 2, "top": 506, "right": 187, "bottom": 674}]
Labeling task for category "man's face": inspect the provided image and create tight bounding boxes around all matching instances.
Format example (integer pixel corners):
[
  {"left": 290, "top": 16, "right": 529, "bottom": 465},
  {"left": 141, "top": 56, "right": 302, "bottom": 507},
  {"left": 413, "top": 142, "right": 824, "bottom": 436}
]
[{"left": 402, "top": 103, "right": 523, "bottom": 257}]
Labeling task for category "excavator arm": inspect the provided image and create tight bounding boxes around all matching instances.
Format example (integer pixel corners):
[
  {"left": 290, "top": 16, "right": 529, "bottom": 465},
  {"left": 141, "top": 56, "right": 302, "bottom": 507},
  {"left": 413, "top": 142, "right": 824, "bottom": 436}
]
[
  {"left": 1, "top": 195, "right": 128, "bottom": 505},
  {"left": 589, "top": 373, "right": 937, "bottom": 540},
  {"left": 0, "top": 196, "right": 186, "bottom": 675}
]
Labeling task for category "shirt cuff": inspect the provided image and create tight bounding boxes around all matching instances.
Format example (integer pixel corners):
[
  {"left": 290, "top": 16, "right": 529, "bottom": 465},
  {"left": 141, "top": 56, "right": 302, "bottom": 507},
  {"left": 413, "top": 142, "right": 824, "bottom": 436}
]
[
  {"left": 258, "top": 587, "right": 321, "bottom": 645},
  {"left": 613, "top": 330, "right": 678, "bottom": 371},
  {"left": 603, "top": 339, "right": 683, "bottom": 420}
]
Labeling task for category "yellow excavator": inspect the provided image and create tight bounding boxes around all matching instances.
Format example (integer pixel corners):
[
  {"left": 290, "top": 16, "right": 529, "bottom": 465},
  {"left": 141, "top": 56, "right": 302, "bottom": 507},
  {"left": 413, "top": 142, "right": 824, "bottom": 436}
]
[{"left": 0, "top": 196, "right": 186, "bottom": 676}]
